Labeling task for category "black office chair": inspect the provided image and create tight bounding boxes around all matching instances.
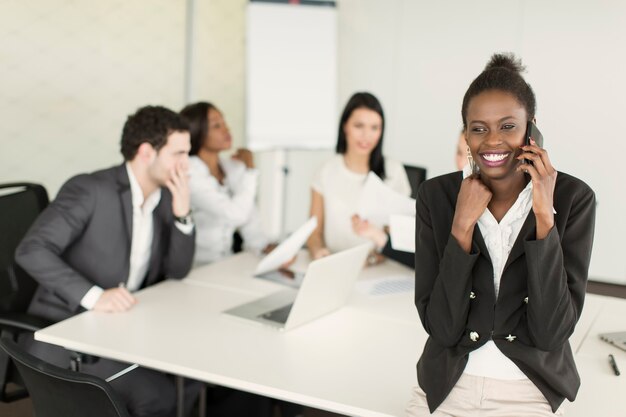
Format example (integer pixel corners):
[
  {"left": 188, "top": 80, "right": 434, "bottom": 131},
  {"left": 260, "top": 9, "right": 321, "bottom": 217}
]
[
  {"left": 403, "top": 164, "right": 427, "bottom": 199},
  {"left": 0, "top": 336, "right": 130, "bottom": 417},
  {"left": 0, "top": 182, "right": 52, "bottom": 403},
  {"left": 232, "top": 231, "right": 244, "bottom": 254}
]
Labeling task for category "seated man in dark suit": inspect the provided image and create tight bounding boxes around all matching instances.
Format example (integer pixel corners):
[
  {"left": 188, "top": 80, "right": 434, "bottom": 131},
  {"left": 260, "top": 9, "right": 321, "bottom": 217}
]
[{"left": 16, "top": 105, "right": 196, "bottom": 417}]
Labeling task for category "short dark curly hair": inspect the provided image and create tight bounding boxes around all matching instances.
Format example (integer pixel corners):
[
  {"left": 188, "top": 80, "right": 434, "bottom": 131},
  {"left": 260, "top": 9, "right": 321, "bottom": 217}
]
[
  {"left": 120, "top": 105, "right": 189, "bottom": 161},
  {"left": 461, "top": 52, "right": 536, "bottom": 127}
]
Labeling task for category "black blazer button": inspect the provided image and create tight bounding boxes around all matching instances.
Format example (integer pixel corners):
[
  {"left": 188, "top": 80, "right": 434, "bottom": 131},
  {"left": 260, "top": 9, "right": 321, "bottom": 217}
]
[{"left": 469, "top": 331, "right": 480, "bottom": 342}]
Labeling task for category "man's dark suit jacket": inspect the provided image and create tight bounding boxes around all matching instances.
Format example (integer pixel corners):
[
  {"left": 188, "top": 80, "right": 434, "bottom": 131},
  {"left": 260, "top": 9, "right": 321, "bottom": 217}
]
[
  {"left": 414, "top": 171, "right": 595, "bottom": 413},
  {"left": 15, "top": 164, "right": 195, "bottom": 323}
]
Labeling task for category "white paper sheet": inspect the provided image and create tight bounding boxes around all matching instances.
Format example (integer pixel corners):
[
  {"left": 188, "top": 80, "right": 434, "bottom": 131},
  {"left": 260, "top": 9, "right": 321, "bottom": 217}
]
[
  {"left": 355, "top": 275, "right": 415, "bottom": 296},
  {"left": 255, "top": 216, "right": 318, "bottom": 275},
  {"left": 389, "top": 214, "right": 415, "bottom": 252},
  {"left": 356, "top": 172, "right": 415, "bottom": 226}
]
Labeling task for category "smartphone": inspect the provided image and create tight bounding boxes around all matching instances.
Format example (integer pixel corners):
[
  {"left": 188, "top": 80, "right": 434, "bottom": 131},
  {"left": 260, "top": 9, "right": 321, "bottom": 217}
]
[
  {"left": 525, "top": 121, "right": 544, "bottom": 148},
  {"left": 524, "top": 121, "right": 544, "bottom": 164}
]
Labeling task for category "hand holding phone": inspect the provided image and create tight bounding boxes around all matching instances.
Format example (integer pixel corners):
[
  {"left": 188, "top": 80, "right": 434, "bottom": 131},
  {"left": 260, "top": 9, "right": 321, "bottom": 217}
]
[
  {"left": 519, "top": 120, "right": 555, "bottom": 239},
  {"left": 524, "top": 121, "right": 544, "bottom": 164}
]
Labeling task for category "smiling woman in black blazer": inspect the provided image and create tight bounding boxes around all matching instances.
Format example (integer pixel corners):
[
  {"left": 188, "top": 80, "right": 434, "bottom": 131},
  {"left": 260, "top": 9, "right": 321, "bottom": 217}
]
[{"left": 407, "top": 54, "right": 595, "bottom": 416}]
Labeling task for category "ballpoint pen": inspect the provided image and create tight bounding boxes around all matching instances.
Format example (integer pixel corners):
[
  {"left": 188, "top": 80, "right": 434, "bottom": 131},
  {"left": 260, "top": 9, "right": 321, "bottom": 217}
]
[{"left": 609, "top": 354, "right": 621, "bottom": 376}]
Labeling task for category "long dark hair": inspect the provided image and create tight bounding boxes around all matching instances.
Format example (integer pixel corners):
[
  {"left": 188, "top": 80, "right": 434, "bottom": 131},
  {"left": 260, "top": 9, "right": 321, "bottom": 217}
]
[
  {"left": 179, "top": 101, "right": 218, "bottom": 156},
  {"left": 335, "top": 92, "right": 386, "bottom": 179}
]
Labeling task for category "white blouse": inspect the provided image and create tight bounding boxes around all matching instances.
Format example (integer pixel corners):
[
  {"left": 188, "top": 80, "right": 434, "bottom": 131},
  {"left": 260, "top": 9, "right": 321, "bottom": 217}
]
[
  {"left": 311, "top": 154, "right": 411, "bottom": 253},
  {"left": 188, "top": 156, "right": 268, "bottom": 267},
  {"left": 463, "top": 165, "right": 533, "bottom": 380}
]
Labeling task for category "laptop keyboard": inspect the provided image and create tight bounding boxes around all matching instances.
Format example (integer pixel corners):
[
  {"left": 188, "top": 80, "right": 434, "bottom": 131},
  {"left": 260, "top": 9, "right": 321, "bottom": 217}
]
[{"left": 260, "top": 303, "right": 293, "bottom": 324}]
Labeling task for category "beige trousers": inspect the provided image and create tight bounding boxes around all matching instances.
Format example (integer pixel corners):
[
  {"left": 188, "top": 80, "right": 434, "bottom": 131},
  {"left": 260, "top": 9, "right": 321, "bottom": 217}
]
[{"left": 406, "top": 374, "right": 565, "bottom": 417}]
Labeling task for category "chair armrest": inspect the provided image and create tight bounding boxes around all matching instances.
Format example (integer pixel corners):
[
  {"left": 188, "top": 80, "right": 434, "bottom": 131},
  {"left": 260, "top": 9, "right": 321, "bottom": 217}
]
[
  {"left": 0, "top": 312, "right": 100, "bottom": 369},
  {"left": 0, "top": 312, "right": 53, "bottom": 333}
]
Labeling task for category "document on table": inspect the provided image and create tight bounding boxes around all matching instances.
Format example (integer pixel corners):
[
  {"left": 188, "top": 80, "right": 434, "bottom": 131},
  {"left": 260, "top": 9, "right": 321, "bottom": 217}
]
[
  {"left": 389, "top": 214, "right": 415, "bottom": 252},
  {"left": 356, "top": 275, "right": 415, "bottom": 296},
  {"left": 255, "top": 216, "right": 318, "bottom": 275},
  {"left": 356, "top": 172, "right": 415, "bottom": 226}
]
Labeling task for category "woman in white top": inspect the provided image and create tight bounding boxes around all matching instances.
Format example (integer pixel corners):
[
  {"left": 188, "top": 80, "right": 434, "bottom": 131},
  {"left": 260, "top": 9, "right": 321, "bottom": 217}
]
[
  {"left": 307, "top": 92, "right": 411, "bottom": 261},
  {"left": 180, "top": 102, "right": 269, "bottom": 266}
]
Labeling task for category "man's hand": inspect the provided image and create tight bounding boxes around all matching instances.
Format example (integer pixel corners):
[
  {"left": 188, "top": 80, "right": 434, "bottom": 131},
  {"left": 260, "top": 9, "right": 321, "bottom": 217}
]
[
  {"left": 166, "top": 159, "right": 191, "bottom": 218},
  {"left": 93, "top": 287, "right": 137, "bottom": 313}
]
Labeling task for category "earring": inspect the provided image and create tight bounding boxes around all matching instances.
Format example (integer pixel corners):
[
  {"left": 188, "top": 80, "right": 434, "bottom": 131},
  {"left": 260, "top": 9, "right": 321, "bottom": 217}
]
[{"left": 466, "top": 147, "right": 478, "bottom": 174}]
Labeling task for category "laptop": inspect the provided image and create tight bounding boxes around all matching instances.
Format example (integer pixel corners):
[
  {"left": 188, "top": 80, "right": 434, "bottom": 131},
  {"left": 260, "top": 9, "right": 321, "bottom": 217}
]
[
  {"left": 253, "top": 216, "right": 318, "bottom": 288},
  {"left": 599, "top": 331, "right": 626, "bottom": 352},
  {"left": 224, "top": 243, "right": 371, "bottom": 331}
]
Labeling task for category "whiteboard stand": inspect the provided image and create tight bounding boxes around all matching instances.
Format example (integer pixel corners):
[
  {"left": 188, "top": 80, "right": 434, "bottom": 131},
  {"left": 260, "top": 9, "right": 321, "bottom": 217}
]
[
  {"left": 246, "top": 1, "right": 337, "bottom": 243},
  {"left": 257, "top": 148, "right": 290, "bottom": 242},
  {"left": 278, "top": 148, "right": 289, "bottom": 240}
]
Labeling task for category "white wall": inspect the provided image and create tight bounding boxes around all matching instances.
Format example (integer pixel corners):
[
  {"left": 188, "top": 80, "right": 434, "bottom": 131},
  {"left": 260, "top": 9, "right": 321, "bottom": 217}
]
[
  {"left": 0, "top": 0, "right": 187, "bottom": 195},
  {"left": 328, "top": 0, "right": 626, "bottom": 283},
  {"left": 2, "top": 0, "right": 624, "bottom": 283},
  {"left": 0, "top": 0, "right": 247, "bottom": 197},
  {"left": 518, "top": 0, "right": 626, "bottom": 283},
  {"left": 191, "top": 0, "right": 247, "bottom": 151}
]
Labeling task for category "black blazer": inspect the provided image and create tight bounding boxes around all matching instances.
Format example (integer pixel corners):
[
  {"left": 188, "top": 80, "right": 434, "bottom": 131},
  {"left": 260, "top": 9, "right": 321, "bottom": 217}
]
[
  {"left": 16, "top": 164, "right": 195, "bottom": 322},
  {"left": 414, "top": 171, "right": 595, "bottom": 413}
]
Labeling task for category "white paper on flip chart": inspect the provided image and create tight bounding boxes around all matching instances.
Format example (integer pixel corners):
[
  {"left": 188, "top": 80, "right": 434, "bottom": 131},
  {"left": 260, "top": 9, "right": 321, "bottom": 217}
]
[
  {"left": 356, "top": 172, "right": 415, "bottom": 226},
  {"left": 255, "top": 216, "right": 318, "bottom": 275},
  {"left": 389, "top": 214, "right": 415, "bottom": 253}
]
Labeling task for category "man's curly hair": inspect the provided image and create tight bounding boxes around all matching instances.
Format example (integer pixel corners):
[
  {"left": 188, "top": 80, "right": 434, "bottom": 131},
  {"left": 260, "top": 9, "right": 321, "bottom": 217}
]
[{"left": 120, "top": 105, "right": 189, "bottom": 161}]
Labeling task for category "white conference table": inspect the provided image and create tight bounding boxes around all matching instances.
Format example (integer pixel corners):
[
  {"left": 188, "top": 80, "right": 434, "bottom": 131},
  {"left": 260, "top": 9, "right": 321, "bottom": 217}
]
[
  {"left": 36, "top": 253, "right": 423, "bottom": 417},
  {"left": 566, "top": 294, "right": 626, "bottom": 417},
  {"left": 34, "top": 252, "right": 623, "bottom": 416}
]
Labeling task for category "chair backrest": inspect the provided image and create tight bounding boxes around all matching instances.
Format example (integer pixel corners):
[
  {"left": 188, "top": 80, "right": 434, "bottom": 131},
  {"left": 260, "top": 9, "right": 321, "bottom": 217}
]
[
  {"left": 0, "top": 337, "right": 129, "bottom": 417},
  {"left": 0, "top": 183, "right": 49, "bottom": 402},
  {"left": 403, "top": 165, "right": 427, "bottom": 200},
  {"left": 0, "top": 183, "right": 48, "bottom": 313},
  {"left": 232, "top": 231, "right": 244, "bottom": 254}
]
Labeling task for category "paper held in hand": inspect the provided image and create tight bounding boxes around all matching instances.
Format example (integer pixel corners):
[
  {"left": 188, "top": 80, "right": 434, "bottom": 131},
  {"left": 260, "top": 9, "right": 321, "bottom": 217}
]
[
  {"left": 255, "top": 216, "right": 318, "bottom": 275},
  {"left": 356, "top": 172, "right": 415, "bottom": 226},
  {"left": 389, "top": 214, "right": 415, "bottom": 253}
]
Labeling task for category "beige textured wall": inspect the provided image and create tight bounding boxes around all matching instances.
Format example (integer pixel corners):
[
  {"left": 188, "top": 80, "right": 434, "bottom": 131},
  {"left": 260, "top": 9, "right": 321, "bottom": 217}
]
[
  {"left": 0, "top": 0, "right": 187, "bottom": 196},
  {"left": 0, "top": 0, "right": 248, "bottom": 197},
  {"left": 190, "top": 0, "right": 246, "bottom": 152}
]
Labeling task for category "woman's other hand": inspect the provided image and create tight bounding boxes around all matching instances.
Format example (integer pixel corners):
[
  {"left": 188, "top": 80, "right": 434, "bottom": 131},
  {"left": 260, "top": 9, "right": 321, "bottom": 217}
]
[
  {"left": 263, "top": 243, "right": 297, "bottom": 269},
  {"left": 451, "top": 175, "right": 492, "bottom": 252},
  {"left": 312, "top": 247, "right": 331, "bottom": 260},
  {"left": 232, "top": 148, "right": 255, "bottom": 169},
  {"left": 351, "top": 214, "right": 388, "bottom": 249}
]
